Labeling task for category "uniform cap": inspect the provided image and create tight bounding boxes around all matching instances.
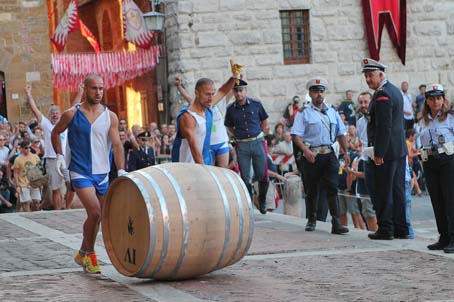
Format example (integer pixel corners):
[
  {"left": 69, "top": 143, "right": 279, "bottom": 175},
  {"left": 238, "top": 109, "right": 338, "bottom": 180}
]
[
  {"left": 361, "top": 58, "right": 387, "bottom": 72},
  {"left": 138, "top": 131, "right": 151, "bottom": 140},
  {"left": 425, "top": 84, "right": 444, "bottom": 97},
  {"left": 306, "top": 78, "right": 328, "bottom": 91},
  {"left": 233, "top": 79, "right": 248, "bottom": 89}
]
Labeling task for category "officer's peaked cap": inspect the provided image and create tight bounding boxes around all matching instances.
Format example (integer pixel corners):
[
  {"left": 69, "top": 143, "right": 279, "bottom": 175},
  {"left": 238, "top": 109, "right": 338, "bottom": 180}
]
[
  {"left": 138, "top": 131, "right": 151, "bottom": 139},
  {"left": 306, "top": 78, "right": 328, "bottom": 91},
  {"left": 426, "top": 84, "right": 444, "bottom": 97},
  {"left": 361, "top": 58, "right": 387, "bottom": 72},
  {"left": 233, "top": 79, "right": 248, "bottom": 88}
]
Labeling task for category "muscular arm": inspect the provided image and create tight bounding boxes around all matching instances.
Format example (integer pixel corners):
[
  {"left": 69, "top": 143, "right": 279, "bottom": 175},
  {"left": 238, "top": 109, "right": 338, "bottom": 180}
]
[
  {"left": 71, "top": 83, "right": 84, "bottom": 107},
  {"left": 213, "top": 77, "right": 236, "bottom": 105},
  {"left": 109, "top": 112, "right": 125, "bottom": 171},
  {"left": 24, "top": 85, "right": 43, "bottom": 123},
  {"left": 177, "top": 84, "right": 193, "bottom": 104},
  {"left": 179, "top": 112, "right": 203, "bottom": 164},
  {"left": 51, "top": 109, "right": 75, "bottom": 155}
]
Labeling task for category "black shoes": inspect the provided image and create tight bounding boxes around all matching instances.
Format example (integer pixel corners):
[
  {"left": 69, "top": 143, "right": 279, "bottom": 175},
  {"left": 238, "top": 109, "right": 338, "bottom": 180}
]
[
  {"left": 258, "top": 202, "right": 267, "bottom": 215},
  {"left": 368, "top": 232, "right": 394, "bottom": 240},
  {"left": 427, "top": 241, "right": 449, "bottom": 250},
  {"left": 444, "top": 242, "right": 454, "bottom": 253},
  {"left": 394, "top": 233, "right": 410, "bottom": 239},
  {"left": 331, "top": 225, "right": 349, "bottom": 235},
  {"left": 305, "top": 220, "right": 316, "bottom": 232}
]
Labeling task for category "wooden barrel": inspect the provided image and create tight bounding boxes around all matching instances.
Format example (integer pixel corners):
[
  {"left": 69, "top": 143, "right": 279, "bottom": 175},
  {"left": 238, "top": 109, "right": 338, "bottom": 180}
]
[{"left": 102, "top": 163, "right": 254, "bottom": 280}]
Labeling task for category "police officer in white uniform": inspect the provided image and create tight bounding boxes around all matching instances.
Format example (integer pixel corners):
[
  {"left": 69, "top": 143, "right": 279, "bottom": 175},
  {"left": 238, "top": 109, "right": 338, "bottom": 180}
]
[
  {"left": 419, "top": 84, "right": 454, "bottom": 253},
  {"left": 291, "top": 78, "right": 350, "bottom": 234}
]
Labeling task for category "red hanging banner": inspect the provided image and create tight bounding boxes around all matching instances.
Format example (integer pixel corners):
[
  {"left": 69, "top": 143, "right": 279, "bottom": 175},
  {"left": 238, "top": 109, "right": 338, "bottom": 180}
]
[{"left": 362, "top": 0, "right": 407, "bottom": 64}]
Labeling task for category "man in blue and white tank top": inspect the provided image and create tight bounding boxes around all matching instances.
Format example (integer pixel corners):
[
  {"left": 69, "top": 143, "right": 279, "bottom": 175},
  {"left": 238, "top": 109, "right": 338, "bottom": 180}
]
[
  {"left": 51, "top": 74, "right": 125, "bottom": 274},
  {"left": 174, "top": 62, "right": 239, "bottom": 166}
]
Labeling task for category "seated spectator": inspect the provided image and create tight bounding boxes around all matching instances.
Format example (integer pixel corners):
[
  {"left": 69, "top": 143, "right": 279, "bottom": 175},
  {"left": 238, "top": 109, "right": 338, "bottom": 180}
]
[
  {"left": 273, "top": 131, "right": 295, "bottom": 174},
  {"left": 0, "top": 178, "right": 13, "bottom": 213},
  {"left": 274, "top": 122, "right": 285, "bottom": 142}
]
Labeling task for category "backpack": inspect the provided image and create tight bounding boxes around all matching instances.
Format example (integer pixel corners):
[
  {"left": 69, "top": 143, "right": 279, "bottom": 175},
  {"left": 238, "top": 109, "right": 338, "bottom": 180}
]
[{"left": 24, "top": 161, "right": 48, "bottom": 188}]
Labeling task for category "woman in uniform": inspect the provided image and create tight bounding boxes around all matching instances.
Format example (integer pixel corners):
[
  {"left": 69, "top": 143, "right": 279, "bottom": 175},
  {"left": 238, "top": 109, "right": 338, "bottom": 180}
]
[{"left": 419, "top": 84, "right": 454, "bottom": 253}]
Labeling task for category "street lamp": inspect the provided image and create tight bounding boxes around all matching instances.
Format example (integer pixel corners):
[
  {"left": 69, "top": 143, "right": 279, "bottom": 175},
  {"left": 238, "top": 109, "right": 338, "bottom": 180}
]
[{"left": 143, "top": 11, "right": 165, "bottom": 32}]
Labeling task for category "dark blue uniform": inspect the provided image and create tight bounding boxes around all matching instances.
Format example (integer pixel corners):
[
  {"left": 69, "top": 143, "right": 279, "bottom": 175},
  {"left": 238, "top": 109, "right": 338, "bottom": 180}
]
[
  {"left": 367, "top": 80, "right": 408, "bottom": 238},
  {"left": 225, "top": 97, "right": 269, "bottom": 214},
  {"left": 128, "top": 147, "right": 156, "bottom": 172}
]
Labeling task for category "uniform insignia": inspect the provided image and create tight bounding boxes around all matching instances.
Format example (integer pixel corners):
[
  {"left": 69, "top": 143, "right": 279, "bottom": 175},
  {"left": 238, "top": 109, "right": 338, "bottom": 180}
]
[
  {"left": 316, "top": 79, "right": 320, "bottom": 84},
  {"left": 363, "top": 59, "right": 369, "bottom": 64},
  {"left": 376, "top": 96, "right": 389, "bottom": 101}
]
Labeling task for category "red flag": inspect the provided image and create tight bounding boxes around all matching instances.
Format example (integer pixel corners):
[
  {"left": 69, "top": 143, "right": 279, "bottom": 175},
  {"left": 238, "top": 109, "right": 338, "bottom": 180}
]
[
  {"left": 122, "top": 0, "right": 156, "bottom": 49},
  {"left": 362, "top": 0, "right": 407, "bottom": 64},
  {"left": 80, "top": 21, "right": 100, "bottom": 53},
  {"left": 51, "top": 0, "right": 100, "bottom": 53}
]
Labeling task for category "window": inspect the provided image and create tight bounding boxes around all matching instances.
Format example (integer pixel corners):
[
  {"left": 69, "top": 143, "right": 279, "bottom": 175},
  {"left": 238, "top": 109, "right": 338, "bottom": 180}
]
[{"left": 280, "top": 10, "right": 311, "bottom": 64}]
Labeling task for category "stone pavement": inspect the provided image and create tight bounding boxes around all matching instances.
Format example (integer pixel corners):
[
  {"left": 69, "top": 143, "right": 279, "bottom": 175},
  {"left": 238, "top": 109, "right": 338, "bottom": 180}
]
[{"left": 1, "top": 209, "right": 454, "bottom": 302}]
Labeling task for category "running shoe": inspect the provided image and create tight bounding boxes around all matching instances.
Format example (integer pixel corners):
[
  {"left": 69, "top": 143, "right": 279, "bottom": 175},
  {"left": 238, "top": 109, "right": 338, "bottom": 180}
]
[
  {"left": 84, "top": 253, "right": 101, "bottom": 274},
  {"left": 74, "top": 251, "right": 85, "bottom": 267}
]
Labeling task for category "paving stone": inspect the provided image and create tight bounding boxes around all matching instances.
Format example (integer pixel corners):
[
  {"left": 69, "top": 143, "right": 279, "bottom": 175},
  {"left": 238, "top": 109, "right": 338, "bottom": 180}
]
[
  {"left": 0, "top": 219, "right": 36, "bottom": 240},
  {"left": 0, "top": 273, "right": 155, "bottom": 302},
  {"left": 0, "top": 238, "right": 90, "bottom": 272},
  {"left": 249, "top": 215, "right": 382, "bottom": 255},
  {"left": 24, "top": 210, "right": 86, "bottom": 234},
  {"left": 170, "top": 250, "right": 454, "bottom": 302}
]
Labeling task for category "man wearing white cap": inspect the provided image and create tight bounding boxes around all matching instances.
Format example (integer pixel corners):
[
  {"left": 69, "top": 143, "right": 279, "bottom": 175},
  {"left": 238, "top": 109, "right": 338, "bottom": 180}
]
[
  {"left": 291, "top": 77, "right": 350, "bottom": 235},
  {"left": 361, "top": 58, "right": 409, "bottom": 240}
]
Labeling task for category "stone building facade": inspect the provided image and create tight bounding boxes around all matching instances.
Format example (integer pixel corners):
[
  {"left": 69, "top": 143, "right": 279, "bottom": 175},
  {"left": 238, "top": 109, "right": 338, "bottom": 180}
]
[
  {"left": 165, "top": 0, "right": 454, "bottom": 123},
  {"left": 0, "top": 0, "right": 53, "bottom": 122}
]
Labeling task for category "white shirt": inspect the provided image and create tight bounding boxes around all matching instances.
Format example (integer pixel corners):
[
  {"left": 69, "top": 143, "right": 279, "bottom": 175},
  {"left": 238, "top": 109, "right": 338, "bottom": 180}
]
[
  {"left": 401, "top": 92, "right": 414, "bottom": 120},
  {"left": 40, "top": 116, "right": 68, "bottom": 159},
  {"left": 179, "top": 110, "right": 206, "bottom": 163}
]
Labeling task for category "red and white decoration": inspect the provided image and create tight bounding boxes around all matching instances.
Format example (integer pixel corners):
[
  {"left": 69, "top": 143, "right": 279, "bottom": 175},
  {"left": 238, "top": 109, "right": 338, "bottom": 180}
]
[
  {"left": 51, "top": 45, "right": 162, "bottom": 91},
  {"left": 271, "top": 155, "right": 295, "bottom": 168},
  {"left": 122, "top": 0, "right": 156, "bottom": 49},
  {"left": 51, "top": 0, "right": 100, "bottom": 53},
  {"left": 362, "top": 0, "right": 407, "bottom": 64}
]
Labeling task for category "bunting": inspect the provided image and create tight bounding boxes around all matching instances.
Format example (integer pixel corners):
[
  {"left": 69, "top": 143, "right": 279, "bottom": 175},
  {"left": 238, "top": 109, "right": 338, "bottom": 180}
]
[
  {"left": 51, "top": 46, "right": 162, "bottom": 91},
  {"left": 51, "top": 0, "right": 100, "bottom": 53},
  {"left": 362, "top": 0, "right": 407, "bottom": 64},
  {"left": 122, "top": 0, "right": 156, "bottom": 49}
]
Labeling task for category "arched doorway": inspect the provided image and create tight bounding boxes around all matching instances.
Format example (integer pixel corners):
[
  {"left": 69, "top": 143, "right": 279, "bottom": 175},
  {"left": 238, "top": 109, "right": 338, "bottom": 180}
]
[{"left": 0, "top": 72, "right": 7, "bottom": 119}]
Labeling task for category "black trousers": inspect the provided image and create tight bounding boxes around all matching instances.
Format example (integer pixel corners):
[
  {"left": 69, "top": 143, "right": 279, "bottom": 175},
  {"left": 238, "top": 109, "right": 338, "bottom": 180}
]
[
  {"left": 300, "top": 153, "right": 340, "bottom": 222},
  {"left": 423, "top": 155, "right": 454, "bottom": 242},
  {"left": 370, "top": 156, "right": 408, "bottom": 235}
]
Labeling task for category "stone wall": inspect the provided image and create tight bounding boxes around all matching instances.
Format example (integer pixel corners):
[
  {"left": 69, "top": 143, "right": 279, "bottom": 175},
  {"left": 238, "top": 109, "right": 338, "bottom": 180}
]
[
  {"left": 165, "top": 0, "right": 454, "bottom": 124},
  {"left": 0, "top": 0, "right": 53, "bottom": 122}
]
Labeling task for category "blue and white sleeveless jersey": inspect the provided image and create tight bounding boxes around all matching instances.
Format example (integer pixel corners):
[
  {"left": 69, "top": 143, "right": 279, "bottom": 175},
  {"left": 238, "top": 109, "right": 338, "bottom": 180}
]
[{"left": 68, "top": 104, "right": 112, "bottom": 175}]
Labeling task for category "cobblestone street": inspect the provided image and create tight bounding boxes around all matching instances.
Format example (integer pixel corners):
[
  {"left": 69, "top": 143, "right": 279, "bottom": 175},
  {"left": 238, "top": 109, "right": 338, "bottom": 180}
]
[{"left": 1, "top": 210, "right": 454, "bottom": 301}]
